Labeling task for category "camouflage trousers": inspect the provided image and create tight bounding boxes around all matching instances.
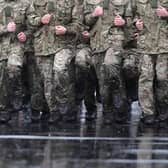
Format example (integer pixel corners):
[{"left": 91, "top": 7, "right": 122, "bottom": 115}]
[
  {"left": 139, "top": 54, "right": 168, "bottom": 119},
  {"left": 92, "top": 47, "right": 130, "bottom": 121},
  {"left": 75, "top": 47, "right": 97, "bottom": 114},
  {"left": 7, "top": 46, "right": 24, "bottom": 112},
  {"left": 53, "top": 48, "right": 77, "bottom": 117},
  {"left": 29, "top": 48, "right": 77, "bottom": 117},
  {"left": 0, "top": 60, "right": 9, "bottom": 112},
  {"left": 123, "top": 49, "right": 141, "bottom": 102},
  {"left": 0, "top": 44, "right": 24, "bottom": 114},
  {"left": 26, "top": 53, "right": 50, "bottom": 113}
]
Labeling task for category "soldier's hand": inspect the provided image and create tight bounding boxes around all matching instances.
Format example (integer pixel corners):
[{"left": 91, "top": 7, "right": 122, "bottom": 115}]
[
  {"left": 136, "top": 19, "right": 143, "bottom": 31},
  {"left": 7, "top": 22, "right": 16, "bottom": 32},
  {"left": 55, "top": 25, "right": 67, "bottom": 35},
  {"left": 82, "top": 31, "right": 90, "bottom": 39},
  {"left": 156, "top": 6, "right": 168, "bottom": 17},
  {"left": 92, "top": 6, "right": 103, "bottom": 17},
  {"left": 134, "top": 33, "right": 139, "bottom": 40},
  {"left": 17, "top": 32, "right": 27, "bottom": 43},
  {"left": 114, "top": 15, "right": 125, "bottom": 27},
  {"left": 41, "top": 14, "right": 52, "bottom": 25}
]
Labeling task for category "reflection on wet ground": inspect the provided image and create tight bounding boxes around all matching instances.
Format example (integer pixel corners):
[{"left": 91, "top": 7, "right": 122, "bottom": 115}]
[{"left": 0, "top": 101, "right": 168, "bottom": 168}]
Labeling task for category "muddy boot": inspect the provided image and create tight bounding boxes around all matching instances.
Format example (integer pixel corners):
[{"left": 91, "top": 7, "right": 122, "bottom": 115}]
[
  {"left": 157, "top": 104, "right": 168, "bottom": 123},
  {"left": 41, "top": 111, "right": 50, "bottom": 121},
  {"left": 48, "top": 112, "right": 62, "bottom": 124},
  {"left": 85, "top": 111, "right": 97, "bottom": 121},
  {"left": 63, "top": 111, "right": 78, "bottom": 122},
  {"left": 0, "top": 111, "right": 11, "bottom": 123},
  {"left": 114, "top": 104, "right": 131, "bottom": 124},
  {"left": 103, "top": 105, "right": 114, "bottom": 125},
  {"left": 103, "top": 113, "right": 114, "bottom": 125},
  {"left": 96, "top": 93, "right": 102, "bottom": 103},
  {"left": 31, "top": 109, "right": 41, "bottom": 123},
  {"left": 115, "top": 112, "right": 130, "bottom": 124},
  {"left": 140, "top": 115, "right": 155, "bottom": 125}
]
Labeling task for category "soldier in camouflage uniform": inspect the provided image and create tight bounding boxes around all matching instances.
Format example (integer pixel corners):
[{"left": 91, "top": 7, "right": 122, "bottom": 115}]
[
  {"left": 123, "top": 1, "right": 141, "bottom": 103},
  {"left": 27, "top": 0, "right": 82, "bottom": 123},
  {"left": 74, "top": 0, "right": 97, "bottom": 121},
  {"left": 0, "top": 0, "right": 30, "bottom": 123},
  {"left": 83, "top": 0, "right": 131, "bottom": 124},
  {"left": 23, "top": 13, "right": 46, "bottom": 122},
  {"left": 135, "top": 0, "right": 168, "bottom": 124}
]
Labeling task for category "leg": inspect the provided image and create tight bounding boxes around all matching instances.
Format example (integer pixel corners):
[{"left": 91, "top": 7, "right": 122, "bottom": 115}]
[
  {"left": 75, "top": 47, "right": 97, "bottom": 120},
  {"left": 92, "top": 52, "right": 105, "bottom": 102},
  {"left": 7, "top": 45, "right": 24, "bottom": 112},
  {"left": 84, "top": 66, "right": 97, "bottom": 121},
  {"left": 101, "top": 47, "right": 130, "bottom": 124},
  {"left": 35, "top": 56, "right": 58, "bottom": 123},
  {"left": 75, "top": 47, "right": 91, "bottom": 111},
  {"left": 155, "top": 54, "right": 168, "bottom": 122},
  {"left": 0, "top": 60, "right": 11, "bottom": 123},
  {"left": 27, "top": 54, "right": 49, "bottom": 122},
  {"left": 139, "top": 54, "right": 156, "bottom": 124},
  {"left": 53, "top": 49, "right": 77, "bottom": 122},
  {"left": 123, "top": 50, "right": 140, "bottom": 102}
]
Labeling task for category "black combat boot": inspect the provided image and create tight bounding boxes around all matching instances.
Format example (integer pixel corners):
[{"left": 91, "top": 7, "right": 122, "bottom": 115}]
[
  {"left": 103, "top": 105, "right": 114, "bottom": 125},
  {"left": 140, "top": 115, "right": 155, "bottom": 125},
  {"left": 103, "top": 113, "right": 114, "bottom": 125},
  {"left": 31, "top": 109, "right": 41, "bottom": 123},
  {"left": 41, "top": 111, "right": 50, "bottom": 121},
  {"left": 48, "top": 112, "right": 62, "bottom": 124},
  {"left": 96, "top": 92, "right": 102, "bottom": 103},
  {"left": 62, "top": 110, "right": 78, "bottom": 122},
  {"left": 85, "top": 110, "right": 97, "bottom": 121},
  {"left": 157, "top": 104, "right": 168, "bottom": 122},
  {"left": 0, "top": 111, "right": 11, "bottom": 123}
]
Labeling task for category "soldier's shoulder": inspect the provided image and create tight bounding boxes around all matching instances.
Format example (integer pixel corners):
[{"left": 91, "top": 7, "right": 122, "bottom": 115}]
[
  {"left": 65, "top": 0, "right": 75, "bottom": 6},
  {"left": 85, "top": 0, "right": 101, "bottom": 5},
  {"left": 20, "top": 0, "right": 31, "bottom": 7},
  {"left": 136, "top": 0, "right": 148, "bottom": 3},
  {"left": 112, "top": 0, "right": 128, "bottom": 6},
  {"left": 0, "top": 0, "right": 5, "bottom": 9},
  {"left": 161, "top": 0, "right": 168, "bottom": 6},
  {"left": 0, "top": 0, "right": 4, "bottom": 5}
]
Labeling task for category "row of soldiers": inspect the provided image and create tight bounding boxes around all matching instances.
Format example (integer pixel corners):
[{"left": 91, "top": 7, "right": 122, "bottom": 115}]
[{"left": 0, "top": 0, "right": 167, "bottom": 125}]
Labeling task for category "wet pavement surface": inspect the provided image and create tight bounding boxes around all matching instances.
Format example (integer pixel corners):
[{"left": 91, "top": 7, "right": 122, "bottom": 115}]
[{"left": 0, "top": 101, "right": 168, "bottom": 168}]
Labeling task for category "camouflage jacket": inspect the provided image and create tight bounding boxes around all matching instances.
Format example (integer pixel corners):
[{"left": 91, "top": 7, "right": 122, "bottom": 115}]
[
  {"left": 135, "top": 0, "right": 168, "bottom": 54},
  {"left": 0, "top": 0, "right": 30, "bottom": 61},
  {"left": 27, "top": 0, "right": 82, "bottom": 56},
  {"left": 83, "top": 0, "right": 131, "bottom": 52},
  {"left": 123, "top": 0, "right": 137, "bottom": 49}
]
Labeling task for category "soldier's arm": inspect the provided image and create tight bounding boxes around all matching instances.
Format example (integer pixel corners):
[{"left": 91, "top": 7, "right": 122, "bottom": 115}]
[
  {"left": 124, "top": 0, "right": 135, "bottom": 42},
  {"left": 132, "top": 2, "right": 146, "bottom": 36},
  {"left": 66, "top": 3, "right": 83, "bottom": 35},
  {"left": 83, "top": 0, "right": 99, "bottom": 27},
  {"left": 84, "top": 12, "right": 98, "bottom": 27},
  {"left": 0, "top": 25, "right": 8, "bottom": 36},
  {"left": 26, "top": 1, "right": 42, "bottom": 28}
]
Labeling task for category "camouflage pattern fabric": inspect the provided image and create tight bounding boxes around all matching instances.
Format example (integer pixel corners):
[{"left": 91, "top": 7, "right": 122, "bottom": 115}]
[
  {"left": 0, "top": 0, "right": 30, "bottom": 114},
  {"left": 84, "top": 0, "right": 131, "bottom": 122},
  {"left": 136, "top": 0, "right": 168, "bottom": 117}
]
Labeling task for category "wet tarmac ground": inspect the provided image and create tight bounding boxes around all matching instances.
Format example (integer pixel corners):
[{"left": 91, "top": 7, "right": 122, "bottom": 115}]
[{"left": 0, "top": 101, "right": 168, "bottom": 168}]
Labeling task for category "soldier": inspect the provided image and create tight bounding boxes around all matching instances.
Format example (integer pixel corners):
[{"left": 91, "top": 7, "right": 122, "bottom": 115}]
[
  {"left": 135, "top": 0, "right": 168, "bottom": 124},
  {"left": 27, "top": 0, "right": 82, "bottom": 123},
  {"left": 83, "top": 0, "right": 131, "bottom": 124},
  {"left": 123, "top": 0, "right": 141, "bottom": 103},
  {"left": 0, "top": 0, "right": 30, "bottom": 123},
  {"left": 74, "top": 0, "right": 97, "bottom": 121},
  {"left": 23, "top": 14, "right": 47, "bottom": 122}
]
